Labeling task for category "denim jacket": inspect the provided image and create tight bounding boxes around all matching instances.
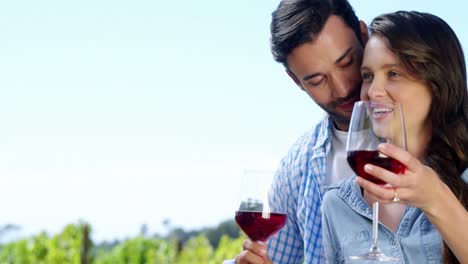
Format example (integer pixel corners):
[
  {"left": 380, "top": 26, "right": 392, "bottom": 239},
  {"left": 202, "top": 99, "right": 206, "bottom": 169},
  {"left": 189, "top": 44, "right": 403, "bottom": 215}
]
[{"left": 321, "top": 178, "right": 442, "bottom": 264}]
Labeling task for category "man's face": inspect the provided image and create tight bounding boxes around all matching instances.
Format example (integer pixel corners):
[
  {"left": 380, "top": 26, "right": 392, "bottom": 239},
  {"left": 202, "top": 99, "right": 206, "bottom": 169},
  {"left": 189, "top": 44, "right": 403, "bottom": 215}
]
[{"left": 286, "top": 15, "right": 365, "bottom": 131}]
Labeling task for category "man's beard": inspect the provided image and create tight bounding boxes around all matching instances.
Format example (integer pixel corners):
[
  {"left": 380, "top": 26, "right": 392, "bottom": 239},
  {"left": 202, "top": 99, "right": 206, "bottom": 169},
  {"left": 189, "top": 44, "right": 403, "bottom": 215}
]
[
  {"left": 318, "top": 85, "right": 361, "bottom": 129},
  {"left": 318, "top": 102, "right": 350, "bottom": 128}
]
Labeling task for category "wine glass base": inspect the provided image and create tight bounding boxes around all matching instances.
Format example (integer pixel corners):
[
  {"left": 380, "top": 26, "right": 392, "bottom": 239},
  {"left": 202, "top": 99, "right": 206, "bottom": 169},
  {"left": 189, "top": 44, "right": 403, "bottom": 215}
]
[{"left": 350, "top": 247, "right": 398, "bottom": 262}]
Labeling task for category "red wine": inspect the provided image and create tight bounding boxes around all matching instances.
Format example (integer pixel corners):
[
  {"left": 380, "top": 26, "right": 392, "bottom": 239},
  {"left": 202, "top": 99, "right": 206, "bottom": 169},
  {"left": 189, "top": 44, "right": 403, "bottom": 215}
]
[
  {"left": 235, "top": 211, "right": 287, "bottom": 242},
  {"left": 347, "top": 150, "right": 406, "bottom": 185}
]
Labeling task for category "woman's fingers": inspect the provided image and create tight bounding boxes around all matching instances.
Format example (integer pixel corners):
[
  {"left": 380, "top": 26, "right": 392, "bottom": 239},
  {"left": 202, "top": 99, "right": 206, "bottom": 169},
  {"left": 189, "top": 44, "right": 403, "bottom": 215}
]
[
  {"left": 358, "top": 145, "right": 444, "bottom": 209},
  {"left": 355, "top": 176, "right": 395, "bottom": 202},
  {"left": 378, "top": 143, "right": 421, "bottom": 172},
  {"left": 363, "top": 163, "right": 403, "bottom": 187},
  {"left": 364, "top": 143, "right": 424, "bottom": 188}
]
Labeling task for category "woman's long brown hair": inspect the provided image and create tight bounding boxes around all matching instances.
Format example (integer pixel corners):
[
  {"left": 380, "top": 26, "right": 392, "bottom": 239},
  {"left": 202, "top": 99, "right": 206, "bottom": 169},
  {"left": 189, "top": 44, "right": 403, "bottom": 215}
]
[{"left": 370, "top": 11, "right": 468, "bottom": 264}]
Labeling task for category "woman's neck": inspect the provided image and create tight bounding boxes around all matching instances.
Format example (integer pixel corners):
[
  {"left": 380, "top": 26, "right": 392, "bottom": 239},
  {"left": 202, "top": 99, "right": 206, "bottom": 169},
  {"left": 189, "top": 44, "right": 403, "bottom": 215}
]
[{"left": 406, "top": 124, "right": 432, "bottom": 160}]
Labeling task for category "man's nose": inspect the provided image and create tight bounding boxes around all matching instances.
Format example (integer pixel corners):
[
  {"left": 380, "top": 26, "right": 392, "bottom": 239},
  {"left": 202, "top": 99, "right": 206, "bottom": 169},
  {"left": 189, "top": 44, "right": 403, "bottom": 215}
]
[{"left": 330, "top": 75, "right": 350, "bottom": 98}]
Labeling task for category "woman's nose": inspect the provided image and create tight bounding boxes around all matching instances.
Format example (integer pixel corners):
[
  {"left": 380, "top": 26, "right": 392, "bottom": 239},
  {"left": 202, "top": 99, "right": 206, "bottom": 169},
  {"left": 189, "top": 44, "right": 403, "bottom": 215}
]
[{"left": 366, "top": 79, "right": 386, "bottom": 100}]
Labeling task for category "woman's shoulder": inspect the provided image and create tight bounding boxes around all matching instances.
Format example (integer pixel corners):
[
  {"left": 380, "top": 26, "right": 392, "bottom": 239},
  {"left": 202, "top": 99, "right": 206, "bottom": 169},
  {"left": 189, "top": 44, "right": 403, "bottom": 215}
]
[
  {"left": 321, "top": 178, "right": 373, "bottom": 251},
  {"left": 322, "top": 178, "right": 357, "bottom": 212}
]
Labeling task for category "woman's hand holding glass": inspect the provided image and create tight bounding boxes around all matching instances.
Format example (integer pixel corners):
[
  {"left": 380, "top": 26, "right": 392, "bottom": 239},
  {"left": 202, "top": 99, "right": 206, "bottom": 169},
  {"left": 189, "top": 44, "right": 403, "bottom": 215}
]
[{"left": 356, "top": 143, "right": 449, "bottom": 214}]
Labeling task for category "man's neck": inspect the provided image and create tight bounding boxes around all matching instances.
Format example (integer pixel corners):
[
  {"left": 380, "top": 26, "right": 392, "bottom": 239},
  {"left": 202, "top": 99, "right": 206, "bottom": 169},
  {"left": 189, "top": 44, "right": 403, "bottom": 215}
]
[{"left": 333, "top": 120, "right": 349, "bottom": 132}]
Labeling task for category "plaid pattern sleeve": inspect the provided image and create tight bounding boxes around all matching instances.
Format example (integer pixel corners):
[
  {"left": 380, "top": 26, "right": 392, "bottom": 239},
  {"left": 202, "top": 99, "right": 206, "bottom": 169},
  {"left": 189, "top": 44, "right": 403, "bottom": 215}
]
[
  {"left": 268, "top": 157, "right": 305, "bottom": 263},
  {"left": 267, "top": 116, "right": 331, "bottom": 264}
]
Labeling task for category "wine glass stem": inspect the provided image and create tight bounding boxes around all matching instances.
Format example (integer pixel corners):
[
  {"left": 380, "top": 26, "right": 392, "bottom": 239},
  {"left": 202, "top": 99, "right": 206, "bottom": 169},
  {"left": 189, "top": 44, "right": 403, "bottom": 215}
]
[{"left": 372, "top": 201, "right": 379, "bottom": 248}]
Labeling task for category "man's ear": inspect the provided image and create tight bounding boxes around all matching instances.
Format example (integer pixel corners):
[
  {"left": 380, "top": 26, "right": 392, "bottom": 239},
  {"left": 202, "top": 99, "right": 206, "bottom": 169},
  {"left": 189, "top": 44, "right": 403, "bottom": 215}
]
[
  {"left": 359, "top": 20, "right": 369, "bottom": 44},
  {"left": 286, "top": 69, "right": 305, "bottom": 91}
]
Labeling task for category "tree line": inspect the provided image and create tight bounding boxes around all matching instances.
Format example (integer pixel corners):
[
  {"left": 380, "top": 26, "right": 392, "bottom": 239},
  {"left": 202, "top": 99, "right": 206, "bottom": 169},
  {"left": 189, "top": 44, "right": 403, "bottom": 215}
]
[{"left": 0, "top": 220, "right": 244, "bottom": 264}]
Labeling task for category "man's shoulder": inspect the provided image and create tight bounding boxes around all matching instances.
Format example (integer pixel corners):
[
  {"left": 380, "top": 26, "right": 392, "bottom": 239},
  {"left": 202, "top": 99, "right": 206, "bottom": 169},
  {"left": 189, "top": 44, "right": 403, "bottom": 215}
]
[
  {"left": 274, "top": 116, "right": 331, "bottom": 188},
  {"left": 286, "top": 116, "right": 331, "bottom": 157}
]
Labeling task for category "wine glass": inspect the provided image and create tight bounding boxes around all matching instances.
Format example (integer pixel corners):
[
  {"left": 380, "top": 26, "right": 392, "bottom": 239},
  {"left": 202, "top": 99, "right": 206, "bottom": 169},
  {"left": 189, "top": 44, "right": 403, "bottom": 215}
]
[
  {"left": 223, "top": 170, "right": 287, "bottom": 264},
  {"left": 346, "top": 101, "right": 406, "bottom": 261}
]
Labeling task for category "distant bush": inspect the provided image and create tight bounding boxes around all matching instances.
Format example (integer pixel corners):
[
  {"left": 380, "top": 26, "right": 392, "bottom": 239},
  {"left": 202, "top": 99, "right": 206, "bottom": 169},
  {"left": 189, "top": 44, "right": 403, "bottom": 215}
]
[
  {"left": 0, "top": 221, "right": 244, "bottom": 264},
  {"left": 0, "top": 222, "right": 91, "bottom": 264}
]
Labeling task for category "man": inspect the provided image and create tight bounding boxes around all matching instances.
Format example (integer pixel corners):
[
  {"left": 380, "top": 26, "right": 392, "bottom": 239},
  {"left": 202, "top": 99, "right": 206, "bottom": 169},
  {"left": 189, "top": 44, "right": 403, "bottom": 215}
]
[{"left": 235, "top": 0, "right": 368, "bottom": 263}]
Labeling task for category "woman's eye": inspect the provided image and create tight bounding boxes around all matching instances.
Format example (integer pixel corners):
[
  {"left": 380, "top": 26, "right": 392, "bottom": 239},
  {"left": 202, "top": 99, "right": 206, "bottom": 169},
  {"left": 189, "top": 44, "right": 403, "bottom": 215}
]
[
  {"left": 361, "top": 72, "right": 373, "bottom": 81},
  {"left": 388, "top": 71, "right": 400, "bottom": 78}
]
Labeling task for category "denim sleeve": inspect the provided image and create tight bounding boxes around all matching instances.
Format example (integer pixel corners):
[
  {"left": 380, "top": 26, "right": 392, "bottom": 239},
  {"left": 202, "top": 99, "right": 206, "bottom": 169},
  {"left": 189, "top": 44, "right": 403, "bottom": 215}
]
[
  {"left": 321, "top": 190, "right": 344, "bottom": 264},
  {"left": 267, "top": 159, "right": 304, "bottom": 263}
]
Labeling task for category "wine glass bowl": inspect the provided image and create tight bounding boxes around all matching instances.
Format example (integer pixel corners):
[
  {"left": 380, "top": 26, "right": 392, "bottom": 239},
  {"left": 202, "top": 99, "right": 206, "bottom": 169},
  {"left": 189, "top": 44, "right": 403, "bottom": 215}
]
[
  {"left": 223, "top": 170, "right": 287, "bottom": 264},
  {"left": 347, "top": 150, "right": 406, "bottom": 185},
  {"left": 234, "top": 170, "right": 287, "bottom": 242},
  {"left": 346, "top": 101, "right": 407, "bottom": 261},
  {"left": 235, "top": 210, "right": 287, "bottom": 242},
  {"left": 347, "top": 101, "right": 406, "bottom": 185}
]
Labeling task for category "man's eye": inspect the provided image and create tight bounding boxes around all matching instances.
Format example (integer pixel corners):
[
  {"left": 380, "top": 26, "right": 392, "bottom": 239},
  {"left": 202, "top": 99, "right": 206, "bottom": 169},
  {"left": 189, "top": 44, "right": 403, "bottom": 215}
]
[
  {"left": 339, "top": 57, "right": 354, "bottom": 68},
  {"left": 341, "top": 57, "right": 353, "bottom": 67},
  {"left": 308, "top": 77, "right": 324, "bottom": 87},
  {"left": 309, "top": 81, "right": 322, "bottom": 87}
]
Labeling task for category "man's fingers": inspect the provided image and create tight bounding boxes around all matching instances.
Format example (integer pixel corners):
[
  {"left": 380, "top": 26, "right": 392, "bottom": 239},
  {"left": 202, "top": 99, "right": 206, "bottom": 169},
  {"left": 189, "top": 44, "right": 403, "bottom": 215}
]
[
  {"left": 242, "top": 239, "right": 267, "bottom": 257},
  {"left": 237, "top": 240, "right": 271, "bottom": 264},
  {"left": 238, "top": 239, "right": 270, "bottom": 264},
  {"left": 236, "top": 250, "right": 267, "bottom": 264}
]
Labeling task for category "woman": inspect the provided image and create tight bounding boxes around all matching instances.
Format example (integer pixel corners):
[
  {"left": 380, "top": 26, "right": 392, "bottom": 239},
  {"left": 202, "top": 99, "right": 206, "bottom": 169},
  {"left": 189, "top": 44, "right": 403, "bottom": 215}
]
[{"left": 321, "top": 11, "right": 468, "bottom": 263}]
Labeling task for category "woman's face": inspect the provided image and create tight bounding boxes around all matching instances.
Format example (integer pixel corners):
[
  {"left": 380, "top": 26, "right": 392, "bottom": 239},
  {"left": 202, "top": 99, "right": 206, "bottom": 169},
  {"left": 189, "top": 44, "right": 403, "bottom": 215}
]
[{"left": 360, "top": 35, "right": 433, "bottom": 140}]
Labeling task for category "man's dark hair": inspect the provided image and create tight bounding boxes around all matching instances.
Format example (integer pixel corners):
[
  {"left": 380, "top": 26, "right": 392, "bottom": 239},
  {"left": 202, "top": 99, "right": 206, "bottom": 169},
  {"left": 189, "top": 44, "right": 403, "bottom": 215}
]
[{"left": 270, "top": 0, "right": 362, "bottom": 67}]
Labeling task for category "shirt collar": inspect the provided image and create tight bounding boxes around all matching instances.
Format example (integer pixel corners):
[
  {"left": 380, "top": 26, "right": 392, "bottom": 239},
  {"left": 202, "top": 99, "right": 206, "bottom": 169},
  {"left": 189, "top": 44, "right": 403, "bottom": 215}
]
[
  {"left": 311, "top": 115, "right": 334, "bottom": 153},
  {"left": 337, "top": 178, "right": 373, "bottom": 218}
]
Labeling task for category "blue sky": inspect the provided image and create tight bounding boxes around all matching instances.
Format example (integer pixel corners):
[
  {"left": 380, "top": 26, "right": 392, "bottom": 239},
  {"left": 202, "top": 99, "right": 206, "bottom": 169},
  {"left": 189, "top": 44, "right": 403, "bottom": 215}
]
[{"left": 0, "top": 0, "right": 467, "bottom": 242}]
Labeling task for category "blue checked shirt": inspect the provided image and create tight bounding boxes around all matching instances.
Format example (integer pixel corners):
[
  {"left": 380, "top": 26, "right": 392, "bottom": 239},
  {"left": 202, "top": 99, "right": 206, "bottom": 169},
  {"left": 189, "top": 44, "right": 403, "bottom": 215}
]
[{"left": 267, "top": 115, "right": 333, "bottom": 264}]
